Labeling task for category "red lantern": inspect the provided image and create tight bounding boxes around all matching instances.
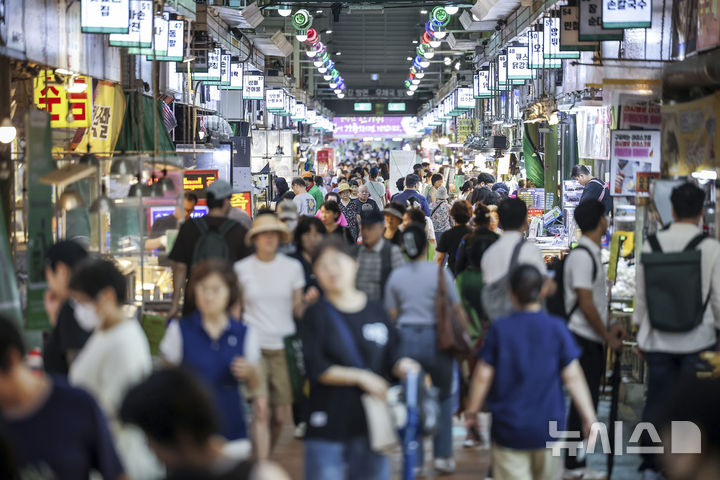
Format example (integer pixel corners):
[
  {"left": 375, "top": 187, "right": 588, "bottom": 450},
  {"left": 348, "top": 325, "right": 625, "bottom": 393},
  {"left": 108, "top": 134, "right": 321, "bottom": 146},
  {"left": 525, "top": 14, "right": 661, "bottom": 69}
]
[
  {"left": 422, "top": 32, "right": 433, "bottom": 45},
  {"left": 306, "top": 28, "right": 319, "bottom": 44}
]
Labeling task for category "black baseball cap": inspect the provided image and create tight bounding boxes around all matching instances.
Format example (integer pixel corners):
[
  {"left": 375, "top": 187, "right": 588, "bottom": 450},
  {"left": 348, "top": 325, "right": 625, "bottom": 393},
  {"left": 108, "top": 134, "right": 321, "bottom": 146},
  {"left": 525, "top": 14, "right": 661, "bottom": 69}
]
[{"left": 360, "top": 210, "right": 385, "bottom": 225}]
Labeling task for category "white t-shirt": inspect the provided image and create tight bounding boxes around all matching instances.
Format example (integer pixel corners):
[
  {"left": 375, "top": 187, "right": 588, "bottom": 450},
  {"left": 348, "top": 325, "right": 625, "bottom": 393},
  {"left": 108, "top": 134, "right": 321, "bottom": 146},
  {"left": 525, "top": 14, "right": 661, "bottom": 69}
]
[
  {"left": 160, "top": 320, "right": 262, "bottom": 366},
  {"left": 293, "top": 192, "right": 316, "bottom": 216},
  {"left": 481, "top": 231, "right": 547, "bottom": 285},
  {"left": 564, "top": 236, "right": 608, "bottom": 344},
  {"left": 234, "top": 255, "right": 306, "bottom": 350}
]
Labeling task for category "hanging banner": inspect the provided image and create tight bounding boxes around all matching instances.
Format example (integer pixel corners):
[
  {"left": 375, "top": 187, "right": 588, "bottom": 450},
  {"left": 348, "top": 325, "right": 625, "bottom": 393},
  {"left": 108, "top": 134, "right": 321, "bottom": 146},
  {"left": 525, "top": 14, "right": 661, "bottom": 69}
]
[
  {"left": 544, "top": 17, "right": 580, "bottom": 59},
  {"left": 507, "top": 45, "right": 534, "bottom": 80},
  {"left": 618, "top": 94, "right": 662, "bottom": 129},
  {"left": 579, "top": 0, "right": 624, "bottom": 40},
  {"left": 498, "top": 54, "right": 508, "bottom": 86},
  {"left": 109, "top": 0, "right": 152, "bottom": 48},
  {"left": 457, "top": 87, "right": 475, "bottom": 110},
  {"left": 73, "top": 81, "right": 127, "bottom": 155},
  {"left": 81, "top": 0, "right": 130, "bottom": 34},
  {"left": 602, "top": 0, "right": 652, "bottom": 28},
  {"left": 33, "top": 70, "right": 92, "bottom": 129},
  {"left": 292, "top": 102, "right": 307, "bottom": 121},
  {"left": 560, "top": 4, "right": 599, "bottom": 50},
  {"left": 333, "top": 117, "right": 418, "bottom": 139},
  {"left": 129, "top": 15, "right": 169, "bottom": 56},
  {"left": 610, "top": 130, "right": 661, "bottom": 196},
  {"left": 243, "top": 73, "right": 264, "bottom": 100},
  {"left": 529, "top": 31, "right": 563, "bottom": 68},
  {"left": 204, "top": 54, "right": 232, "bottom": 86},
  {"left": 474, "top": 70, "right": 493, "bottom": 98},
  {"left": 306, "top": 109, "right": 317, "bottom": 125},
  {"left": 228, "top": 62, "right": 244, "bottom": 90},
  {"left": 193, "top": 48, "right": 221, "bottom": 82},
  {"left": 149, "top": 19, "right": 185, "bottom": 62},
  {"left": 266, "top": 89, "right": 284, "bottom": 112},
  {"left": 697, "top": 0, "right": 720, "bottom": 51}
]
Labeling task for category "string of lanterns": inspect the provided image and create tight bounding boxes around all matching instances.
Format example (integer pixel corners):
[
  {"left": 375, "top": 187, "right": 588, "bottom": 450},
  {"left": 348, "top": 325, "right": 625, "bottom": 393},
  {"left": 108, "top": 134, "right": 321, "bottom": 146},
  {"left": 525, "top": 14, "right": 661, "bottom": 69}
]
[
  {"left": 291, "top": 9, "right": 346, "bottom": 99},
  {"left": 405, "top": 6, "right": 453, "bottom": 97}
]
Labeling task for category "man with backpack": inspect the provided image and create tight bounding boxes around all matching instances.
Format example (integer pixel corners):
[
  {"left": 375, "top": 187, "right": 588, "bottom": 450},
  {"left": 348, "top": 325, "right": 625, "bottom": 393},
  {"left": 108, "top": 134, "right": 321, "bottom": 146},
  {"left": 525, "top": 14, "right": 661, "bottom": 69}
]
[
  {"left": 392, "top": 174, "right": 431, "bottom": 216},
  {"left": 556, "top": 200, "right": 626, "bottom": 478},
  {"left": 571, "top": 165, "right": 612, "bottom": 214},
  {"left": 634, "top": 182, "right": 720, "bottom": 479},
  {"left": 355, "top": 210, "right": 405, "bottom": 301},
  {"left": 167, "top": 179, "right": 251, "bottom": 319},
  {"left": 481, "top": 197, "right": 549, "bottom": 321}
]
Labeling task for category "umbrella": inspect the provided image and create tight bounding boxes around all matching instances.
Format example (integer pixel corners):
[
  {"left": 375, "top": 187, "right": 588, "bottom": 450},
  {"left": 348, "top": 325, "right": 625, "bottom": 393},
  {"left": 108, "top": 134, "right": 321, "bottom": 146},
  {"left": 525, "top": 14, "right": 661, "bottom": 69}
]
[
  {"left": 403, "top": 370, "right": 420, "bottom": 480},
  {"left": 607, "top": 353, "right": 621, "bottom": 478}
]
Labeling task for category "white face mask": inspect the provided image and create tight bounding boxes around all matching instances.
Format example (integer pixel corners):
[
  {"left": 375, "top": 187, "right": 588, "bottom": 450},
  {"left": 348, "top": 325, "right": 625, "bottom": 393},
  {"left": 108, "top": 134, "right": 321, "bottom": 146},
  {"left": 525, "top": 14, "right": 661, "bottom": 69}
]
[
  {"left": 283, "top": 219, "right": 298, "bottom": 233},
  {"left": 73, "top": 302, "right": 101, "bottom": 331}
]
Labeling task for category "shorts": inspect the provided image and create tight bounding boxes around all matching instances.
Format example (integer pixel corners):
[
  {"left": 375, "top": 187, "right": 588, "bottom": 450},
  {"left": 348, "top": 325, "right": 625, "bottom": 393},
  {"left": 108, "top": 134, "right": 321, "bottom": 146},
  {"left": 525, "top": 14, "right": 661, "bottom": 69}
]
[
  {"left": 257, "top": 348, "right": 293, "bottom": 407},
  {"left": 491, "top": 443, "right": 560, "bottom": 480}
]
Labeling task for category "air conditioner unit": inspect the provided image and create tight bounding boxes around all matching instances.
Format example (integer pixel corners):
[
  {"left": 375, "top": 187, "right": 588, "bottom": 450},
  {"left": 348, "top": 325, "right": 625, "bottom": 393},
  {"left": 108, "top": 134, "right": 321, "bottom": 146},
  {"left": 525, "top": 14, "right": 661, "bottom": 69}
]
[{"left": 240, "top": 2, "right": 264, "bottom": 29}]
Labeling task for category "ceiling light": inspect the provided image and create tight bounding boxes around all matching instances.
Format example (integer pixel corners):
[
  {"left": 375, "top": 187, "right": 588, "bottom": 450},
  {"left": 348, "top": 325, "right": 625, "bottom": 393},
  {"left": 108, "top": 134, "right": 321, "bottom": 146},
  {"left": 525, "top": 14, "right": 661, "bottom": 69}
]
[
  {"left": 406, "top": 57, "right": 413, "bottom": 61},
  {"left": 444, "top": 57, "right": 452, "bottom": 65},
  {"left": 434, "top": 30, "right": 447, "bottom": 39},
  {"left": 336, "top": 52, "right": 342, "bottom": 56},
  {"left": 278, "top": 4, "right": 292, "bottom": 16},
  {"left": 409, "top": 84, "right": 418, "bottom": 91},
  {"left": 324, "top": 74, "right": 333, "bottom": 81},
  {"left": 316, "top": 9, "right": 323, "bottom": 14},
  {"left": 472, "top": 13, "right": 481, "bottom": 21},
  {"left": 329, "top": 80, "right": 338, "bottom": 88},
  {"left": 430, "top": 39, "right": 441, "bottom": 48},
  {"left": 334, "top": 88, "right": 342, "bottom": 94},
  {"left": 415, "top": 72, "right": 425, "bottom": 79},
  {"left": 371, "top": 73, "right": 379, "bottom": 81},
  {"left": 66, "top": 75, "right": 88, "bottom": 93},
  {"left": 420, "top": 9, "right": 428, "bottom": 14},
  {"left": 314, "top": 58, "right": 325, "bottom": 67},
  {"left": 455, "top": 61, "right": 461, "bottom": 70},
  {"left": 326, "top": 29, "right": 333, "bottom": 34},
  {"left": 412, "top": 79, "right": 420, "bottom": 85},
  {"left": 318, "top": 66, "right": 328, "bottom": 73},
  {"left": 406, "top": 90, "right": 415, "bottom": 96},
  {"left": 423, "top": 49, "right": 435, "bottom": 59},
  {"left": 337, "top": 93, "right": 345, "bottom": 99},
  {"left": 54, "top": 67, "right": 73, "bottom": 76},
  {"left": 307, "top": 49, "right": 317, "bottom": 58},
  {"left": 412, "top": 40, "right": 418, "bottom": 44},
  {"left": 0, "top": 118, "right": 16, "bottom": 144},
  {"left": 296, "top": 33, "right": 308, "bottom": 41},
  {"left": 420, "top": 59, "right": 430, "bottom": 68},
  {"left": 445, "top": 5, "right": 460, "bottom": 14}
]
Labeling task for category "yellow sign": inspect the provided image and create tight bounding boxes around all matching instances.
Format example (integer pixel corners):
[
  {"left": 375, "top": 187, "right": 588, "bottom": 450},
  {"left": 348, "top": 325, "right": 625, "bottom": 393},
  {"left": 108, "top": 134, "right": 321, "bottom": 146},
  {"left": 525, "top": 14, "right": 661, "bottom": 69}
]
[
  {"left": 74, "top": 81, "right": 126, "bottom": 155},
  {"left": 33, "top": 70, "right": 92, "bottom": 128}
]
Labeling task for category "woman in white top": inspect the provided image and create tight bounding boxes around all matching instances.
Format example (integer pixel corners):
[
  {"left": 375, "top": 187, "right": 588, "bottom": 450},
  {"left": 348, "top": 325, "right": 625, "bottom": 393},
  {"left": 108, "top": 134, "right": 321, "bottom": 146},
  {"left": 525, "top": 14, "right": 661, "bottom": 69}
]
[{"left": 69, "top": 259, "right": 162, "bottom": 479}]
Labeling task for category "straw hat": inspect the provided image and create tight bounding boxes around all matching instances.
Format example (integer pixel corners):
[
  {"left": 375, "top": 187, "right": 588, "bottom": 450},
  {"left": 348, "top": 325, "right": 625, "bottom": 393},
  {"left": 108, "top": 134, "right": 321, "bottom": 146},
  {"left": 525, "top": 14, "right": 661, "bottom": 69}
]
[
  {"left": 245, "top": 214, "right": 291, "bottom": 246},
  {"left": 337, "top": 183, "right": 351, "bottom": 193}
]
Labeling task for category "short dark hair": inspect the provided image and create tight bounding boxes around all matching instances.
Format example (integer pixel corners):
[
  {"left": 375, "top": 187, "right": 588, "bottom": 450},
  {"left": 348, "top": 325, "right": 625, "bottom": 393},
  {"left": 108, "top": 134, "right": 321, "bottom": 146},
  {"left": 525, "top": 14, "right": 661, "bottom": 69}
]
[
  {"left": 431, "top": 173, "right": 443, "bottom": 185},
  {"left": 325, "top": 192, "right": 340, "bottom": 203},
  {"left": 69, "top": 259, "right": 127, "bottom": 303},
  {"left": 206, "top": 192, "right": 226, "bottom": 210},
  {"left": 470, "top": 186, "right": 500, "bottom": 206},
  {"left": 498, "top": 197, "right": 528, "bottom": 231},
  {"left": 574, "top": 200, "right": 607, "bottom": 232},
  {"left": 395, "top": 178, "right": 405, "bottom": 191},
  {"left": 405, "top": 174, "right": 420, "bottom": 189},
  {"left": 385, "top": 201, "right": 406, "bottom": 217},
  {"left": 478, "top": 173, "right": 496, "bottom": 185},
  {"left": 185, "top": 260, "right": 241, "bottom": 313},
  {"left": 571, "top": 164, "right": 591, "bottom": 178},
  {"left": 349, "top": 179, "right": 359, "bottom": 188},
  {"left": 315, "top": 176, "right": 324, "bottom": 187},
  {"left": 369, "top": 167, "right": 379, "bottom": 178},
  {"left": 291, "top": 177, "right": 306, "bottom": 188},
  {"left": 294, "top": 216, "right": 327, "bottom": 252},
  {"left": 510, "top": 265, "right": 544, "bottom": 305},
  {"left": 184, "top": 192, "right": 199, "bottom": 204},
  {"left": 450, "top": 200, "right": 472, "bottom": 224},
  {"left": 44, "top": 240, "right": 88, "bottom": 272},
  {"left": 473, "top": 203, "right": 493, "bottom": 228},
  {"left": 401, "top": 224, "right": 427, "bottom": 260},
  {"left": 671, "top": 182, "right": 706, "bottom": 219},
  {"left": 518, "top": 179, "right": 526, "bottom": 189},
  {"left": 405, "top": 207, "right": 426, "bottom": 226},
  {"left": 412, "top": 163, "right": 423, "bottom": 172},
  {"left": 0, "top": 315, "right": 24, "bottom": 373},
  {"left": 120, "top": 368, "right": 220, "bottom": 448},
  {"left": 321, "top": 200, "right": 342, "bottom": 219}
]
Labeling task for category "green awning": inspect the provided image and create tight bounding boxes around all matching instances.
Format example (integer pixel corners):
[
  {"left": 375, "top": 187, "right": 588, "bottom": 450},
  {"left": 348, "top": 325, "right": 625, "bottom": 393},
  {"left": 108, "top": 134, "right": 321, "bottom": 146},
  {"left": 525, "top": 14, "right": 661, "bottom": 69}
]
[{"left": 116, "top": 93, "right": 175, "bottom": 153}]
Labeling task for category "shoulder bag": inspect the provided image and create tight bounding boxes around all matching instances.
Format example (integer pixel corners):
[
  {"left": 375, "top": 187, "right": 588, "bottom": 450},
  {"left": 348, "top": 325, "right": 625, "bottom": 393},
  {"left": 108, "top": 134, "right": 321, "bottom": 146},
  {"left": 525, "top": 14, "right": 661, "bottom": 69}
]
[{"left": 436, "top": 266, "right": 473, "bottom": 358}]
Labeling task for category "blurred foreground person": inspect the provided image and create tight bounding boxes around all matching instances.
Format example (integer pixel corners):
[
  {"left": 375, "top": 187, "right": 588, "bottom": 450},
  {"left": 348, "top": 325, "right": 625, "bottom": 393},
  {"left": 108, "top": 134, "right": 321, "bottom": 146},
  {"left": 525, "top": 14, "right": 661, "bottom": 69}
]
[{"left": 121, "top": 368, "right": 290, "bottom": 480}]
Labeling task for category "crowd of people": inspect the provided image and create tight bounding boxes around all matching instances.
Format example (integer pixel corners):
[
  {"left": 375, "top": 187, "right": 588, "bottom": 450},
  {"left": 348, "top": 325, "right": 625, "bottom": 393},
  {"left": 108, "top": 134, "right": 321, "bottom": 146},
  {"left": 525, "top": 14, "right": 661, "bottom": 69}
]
[{"left": 1, "top": 159, "right": 720, "bottom": 480}]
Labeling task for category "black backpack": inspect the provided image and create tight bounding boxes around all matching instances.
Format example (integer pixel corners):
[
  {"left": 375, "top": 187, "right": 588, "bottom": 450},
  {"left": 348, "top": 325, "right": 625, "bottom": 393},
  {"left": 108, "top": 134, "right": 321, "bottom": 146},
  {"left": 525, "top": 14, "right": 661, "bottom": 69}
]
[
  {"left": 191, "top": 218, "right": 237, "bottom": 266},
  {"left": 546, "top": 245, "right": 598, "bottom": 319}
]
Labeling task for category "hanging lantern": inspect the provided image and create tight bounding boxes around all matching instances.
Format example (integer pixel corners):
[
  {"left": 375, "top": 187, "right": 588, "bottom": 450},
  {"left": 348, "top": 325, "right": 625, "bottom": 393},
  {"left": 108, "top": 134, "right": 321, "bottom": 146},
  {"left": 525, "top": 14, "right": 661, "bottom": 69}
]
[
  {"left": 405, "top": 80, "right": 412, "bottom": 89},
  {"left": 417, "top": 44, "right": 427, "bottom": 57},
  {"left": 313, "top": 51, "right": 330, "bottom": 67},
  {"left": 413, "top": 56, "right": 424, "bottom": 70},
  {"left": 410, "top": 66, "right": 418, "bottom": 75},
  {"left": 306, "top": 28, "right": 319, "bottom": 44},
  {"left": 422, "top": 32, "right": 433, "bottom": 45},
  {"left": 431, "top": 6, "right": 450, "bottom": 26},
  {"left": 330, "top": 69, "right": 340, "bottom": 80},
  {"left": 292, "top": 9, "right": 313, "bottom": 30},
  {"left": 315, "top": 42, "right": 326, "bottom": 56}
]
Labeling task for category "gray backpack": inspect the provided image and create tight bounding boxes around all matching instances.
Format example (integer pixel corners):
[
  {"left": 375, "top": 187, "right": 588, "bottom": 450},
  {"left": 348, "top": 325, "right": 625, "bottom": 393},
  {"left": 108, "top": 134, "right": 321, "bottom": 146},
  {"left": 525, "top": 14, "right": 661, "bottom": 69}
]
[{"left": 481, "top": 240, "right": 525, "bottom": 321}]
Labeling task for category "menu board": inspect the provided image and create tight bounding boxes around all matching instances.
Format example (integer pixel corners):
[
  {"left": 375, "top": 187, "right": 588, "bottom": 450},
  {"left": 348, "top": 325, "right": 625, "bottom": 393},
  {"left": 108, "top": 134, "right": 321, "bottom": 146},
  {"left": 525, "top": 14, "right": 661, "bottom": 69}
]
[{"left": 610, "top": 130, "right": 661, "bottom": 197}]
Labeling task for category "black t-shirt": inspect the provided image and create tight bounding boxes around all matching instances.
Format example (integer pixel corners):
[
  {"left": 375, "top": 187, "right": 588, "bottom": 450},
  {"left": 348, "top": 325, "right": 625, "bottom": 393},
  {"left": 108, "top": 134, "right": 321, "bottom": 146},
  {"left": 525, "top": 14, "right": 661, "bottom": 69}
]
[
  {"left": 455, "top": 228, "right": 500, "bottom": 275},
  {"left": 149, "top": 214, "right": 179, "bottom": 239},
  {"left": 0, "top": 378, "right": 124, "bottom": 480},
  {"left": 168, "top": 216, "right": 252, "bottom": 267},
  {"left": 290, "top": 252, "right": 321, "bottom": 294},
  {"left": 328, "top": 226, "right": 355, "bottom": 245},
  {"left": 437, "top": 225, "right": 473, "bottom": 275},
  {"left": 301, "top": 301, "right": 401, "bottom": 441},
  {"left": 43, "top": 301, "right": 91, "bottom": 376},
  {"left": 581, "top": 178, "right": 612, "bottom": 214}
]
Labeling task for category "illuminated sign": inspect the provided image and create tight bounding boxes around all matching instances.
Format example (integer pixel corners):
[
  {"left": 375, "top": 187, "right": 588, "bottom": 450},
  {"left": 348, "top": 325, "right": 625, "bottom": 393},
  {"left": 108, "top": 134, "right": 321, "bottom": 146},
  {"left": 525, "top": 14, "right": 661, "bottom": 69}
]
[
  {"left": 183, "top": 170, "right": 218, "bottom": 198},
  {"left": 81, "top": 0, "right": 130, "bottom": 34},
  {"left": 388, "top": 102, "right": 406, "bottom": 112},
  {"left": 354, "top": 102, "right": 372, "bottom": 112},
  {"left": 230, "top": 192, "right": 252, "bottom": 218}
]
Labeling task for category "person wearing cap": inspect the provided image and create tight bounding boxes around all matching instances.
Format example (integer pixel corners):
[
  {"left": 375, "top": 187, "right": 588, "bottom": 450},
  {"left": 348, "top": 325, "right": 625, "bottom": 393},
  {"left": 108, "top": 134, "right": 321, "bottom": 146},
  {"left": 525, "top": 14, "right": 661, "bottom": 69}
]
[
  {"left": 366, "top": 167, "right": 386, "bottom": 208},
  {"left": 356, "top": 210, "right": 405, "bottom": 302},
  {"left": 277, "top": 199, "right": 299, "bottom": 255},
  {"left": 382, "top": 202, "right": 406, "bottom": 247},
  {"left": 392, "top": 174, "right": 431, "bottom": 216},
  {"left": 292, "top": 177, "right": 317, "bottom": 216},
  {"left": 302, "top": 172, "right": 325, "bottom": 212},
  {"left": 168, "top": 180, "right": 251, "bottom": 320},
  {"left": 144, "top": 192, "right": 198, "bottom": 252},
  {"left": 234, "top": 213, "right": 316, "bottom": 460},
  {"left": 429, "top": 186, "right": 453, "bottom": 244}
]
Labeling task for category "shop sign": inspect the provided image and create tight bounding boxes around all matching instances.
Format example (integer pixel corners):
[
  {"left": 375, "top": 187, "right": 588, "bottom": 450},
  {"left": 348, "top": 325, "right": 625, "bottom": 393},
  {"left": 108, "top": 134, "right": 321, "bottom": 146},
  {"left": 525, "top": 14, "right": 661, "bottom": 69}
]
[
  {"left": 228, "top": 62, "right": 244, "bottom": 90},
  {"left": 507, "top": 45, "right": 534, "bottom": 80},
  {"left": 618, "top": 95, "right": 662, "bottom": 129},
  {"left": 306, "top": 109, "right": 317, "bottom": 125},
  {"left": 33, "top": 70, "right": 92, "bottom": 129},
  {"left": 265, "top": 89, "right": 284, "bottom": 112},
  {"left": 81, "top": 0, "right": 130, "bottom": 34},
  {"left": 243, "top": 73, "right": 264, "bottom": 100},
  {"left": 333, "top": 116, "right": 418, "bottom": 139},
  {"left": 283, "top": 94, "right": 294, "bottom": 116},
  {"left": 474, "top": 70, "right": 493, "bottom": 98},
  {"left": 129, "top": 15, "right": 169, "bottom": 56},
  {"left": 194, "top": 48, "right": 222, "bottom": 82},
  {"left": 529, "top": 31, "right": 562, "bottom": 69},
  {"left": 579, "top": 0, "right": 624, "bottom": 40},
  {"left": 697, "top": 0, "right": 720, "bottom": 51},
  {"left": 602, "top": 0, "right": 652, "bottom": 28},
  {"left": 610, "top": 130, "right": 661, "bottom": 197},
  {"left": 291, "top": 102, "right": 307, "bottom": 121},
  {"left": 498, "top": 54, "right": 508, "bottom": 85},
  {"left": 560, "top": 5, "right": 599, "bottom": 50},
  {"left": 74, "top": 81, "right": 126, "bottom": 156},
  {"left": 205, "top": 54, "right": 232, "bottom": 86},
  {"left": 150, "top": 20, "right": 185, "bottom": 62},
  {"left": 109, "top": 0, "right": 152, "bottom": 48},
  {"left": 230, "top": 192, "right": 252, "bottom": 218},
  {"left": 183, "top": 170, "right": 218, "bottom": 199},
  {"left": 544, "top": 17, "right": 580, "bottom": 59}
]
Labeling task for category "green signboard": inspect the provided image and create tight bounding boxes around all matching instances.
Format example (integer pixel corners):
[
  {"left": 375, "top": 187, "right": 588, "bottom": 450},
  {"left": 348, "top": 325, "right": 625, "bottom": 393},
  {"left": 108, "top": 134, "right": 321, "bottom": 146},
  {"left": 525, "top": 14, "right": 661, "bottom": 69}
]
[{"left": 354, "top": 102, "right": 372, "bottom": 112}]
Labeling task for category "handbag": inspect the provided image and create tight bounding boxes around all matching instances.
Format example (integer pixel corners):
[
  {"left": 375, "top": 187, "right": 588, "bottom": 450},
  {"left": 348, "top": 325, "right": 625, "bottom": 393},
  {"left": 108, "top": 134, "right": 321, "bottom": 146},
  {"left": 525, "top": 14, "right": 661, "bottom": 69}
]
[
  {"left": 283, "top": 334, "right": 308, "bottom": 402},
  {"left": 323, "top": 301, "right": 400, "bottom": 454},
  {"left": 435, "top": 265, "right": 473, "bottom": 358}
]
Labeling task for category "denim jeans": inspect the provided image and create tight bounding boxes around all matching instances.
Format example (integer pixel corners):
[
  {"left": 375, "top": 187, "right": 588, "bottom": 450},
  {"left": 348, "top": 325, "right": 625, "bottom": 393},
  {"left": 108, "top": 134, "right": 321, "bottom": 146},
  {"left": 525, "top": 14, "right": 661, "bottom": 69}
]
[
  {"left": 304, "top": 437, "right": 390, "bottom": 480},
  {"left": 639, "top": 350, "right": 704, "bottom": 472},
  {"left": 399, "top": 325, "right": 455, "bottom": 464}
]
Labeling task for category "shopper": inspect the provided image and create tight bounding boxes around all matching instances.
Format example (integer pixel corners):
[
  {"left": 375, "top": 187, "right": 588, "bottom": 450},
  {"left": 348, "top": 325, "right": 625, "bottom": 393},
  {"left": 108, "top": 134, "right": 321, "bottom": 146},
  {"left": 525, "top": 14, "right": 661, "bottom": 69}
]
[
  {"left": 366, "top": 166, "right": 387, "bottom": 207},
  {"left": 168, "top": 179, "right": 251, "bottom": 319},
  {"left": 634, "top": 182, "right": 720, "bottom": 478},
  {"left": 292, "top": 177, "right": 317, "bottom": 215},
  {"left": 291, "top": 216, "right": 327, "bottom": 294},
  {"left": 120, "top": 368, "right": 291, "bottom": 480},
  {"left": 481, "top": 197, "right": 549, "bottom": 320},
  {"left": 427, "top": 173, "right": 444, "bottom": 204},
  {"left": 145, "top": 192, "right": 198, "bottom": 251},
  {"left": 382, "top": 202, "right": 406, "bottom": 247},
  {"left": 456, "top": 203, "right": 500, "bottom": 276},
  {"left": 161, "top": 260, "right": 261, "bottom": 454},
  {"left": 349, "top": 179, "right": 360, "bottom": 200},
  {"left": 384, "top": 224, "right": 463, "bottom": 474},
  {"left": 274, "top": 177, "right": 293, "bottom": 202},
  {"left": 303, "top": 172, "right": 326, "bottom": 210},
  {"left": 571, "top": 165, "right": 612, "bottom": 214},
  {"left": 320, "top": 201, "right": 355, "bottom": 245},
  {"left": 404, "top": 206, "right": 437, "bottom": 258},
  {"left": 42, "top": 240, "right": 90, "bottom": 375},
  {"left": 356, "top": 210, "right": 405, "bottom": 302},
  {"left": 351, "top": 185, "right": 381, "bottom": 231},
  {"left": 0, "top": 315, "right": 125, "bottom": 480},
  {"left": 436, "top": 200, "right": 473, "bottom": 276},
  {"left": 301, "top": 238, "right": 419, "bottom": 480},
  {"left": 234, "top": 214, "right": 310, "bottom": 460},
  {"left": 338, "top": 183, "right": 359, "bottom": 241},
  {"left": 465, "top": 265, "right": 597, "bottom": 480},
  {"left": 429, "top": 186, "right": 453, "bottom": 243},
  {"left": 393, "top": 174, "right": 431, "bottom": 216},
  {"left": 68, "top": 258, "right": 162, "bottom": 478},
  {"left": 392, "top": 177, "right": 406, "bottom": 201},
  {"left": 314, "top": 192, "right": 350, "bottom": 227},
  {"left": 477, "top": 172, "right": 496, "bottom": 189}
]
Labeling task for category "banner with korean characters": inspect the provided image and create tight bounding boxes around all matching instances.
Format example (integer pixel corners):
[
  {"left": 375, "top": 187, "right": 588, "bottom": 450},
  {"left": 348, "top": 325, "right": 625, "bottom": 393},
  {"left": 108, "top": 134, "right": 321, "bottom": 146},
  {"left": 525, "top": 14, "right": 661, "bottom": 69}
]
[
  {"left": 109, "top": 0, "right": 153, "bottom": 48},
  {"left": 72, "top": 81, "right": 126, "bottom": 156},
  {"left": 151, "top": 20, "right": 185, "bottom": 62},
  {"left": 81, "top": 0, "right": 130, "bottom": 34},
  {"left": 507, "top": 45, "right": 535, "bottom": 80},
  {"left": 529, "top": 31, "right": 562, "bottom": 68},
  {"left": 228, "top": 62, "right": 244, "bottom": 90},
  {"left": 544, "top": 16, "right": 580, "bottom": 59},
  {"left": 243, "top": 73, "right": 265, "bottom": 100},
  {"left": 497, "top": 54, "right": 512, "bottom": 90},
  {"left": 193, "top": 48, "right": 221, "bottom": 82},
  {"left": 579, "top": 0, "right": 624, "bottom": 40},
  {"left": 610, "top": 130, "right": 661, "bottom": 197},
  {"left": 560, "top": 2, "right": 599, "bottom": 50},
  {"left": 33, "top": 70, "right": 92, "bottom": 129},
  {"left": 603, "top": 0, "right": 652, "bottom": 28},
  {"left": 474, "top": 70, "right": 493, "bottom": 98}
]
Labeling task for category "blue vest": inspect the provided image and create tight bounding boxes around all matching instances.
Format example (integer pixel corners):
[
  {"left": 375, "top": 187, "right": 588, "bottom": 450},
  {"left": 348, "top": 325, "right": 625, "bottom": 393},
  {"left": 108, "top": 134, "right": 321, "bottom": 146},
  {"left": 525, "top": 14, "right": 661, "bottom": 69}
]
[{"left": 179, "top": 311, "right": 249, "bottom": 440}]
